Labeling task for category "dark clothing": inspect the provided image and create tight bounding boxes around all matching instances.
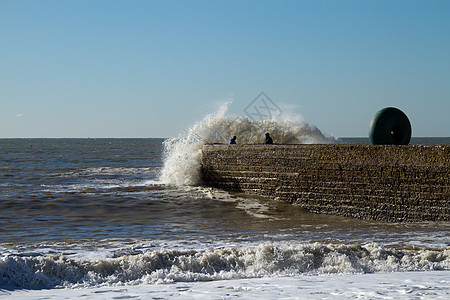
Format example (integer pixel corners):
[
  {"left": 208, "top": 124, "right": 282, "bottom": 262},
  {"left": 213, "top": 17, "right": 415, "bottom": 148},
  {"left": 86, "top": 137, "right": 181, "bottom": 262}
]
[
  {"left": 264, "top": 136, "right": 273, "bottom": 144},
  {"left": 228, "top": 137, "right": 236, "bottom": 144}
]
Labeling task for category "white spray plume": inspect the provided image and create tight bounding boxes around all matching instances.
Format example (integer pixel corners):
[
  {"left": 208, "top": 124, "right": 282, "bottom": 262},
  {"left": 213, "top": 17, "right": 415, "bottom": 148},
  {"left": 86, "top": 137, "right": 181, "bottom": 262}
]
[{"left": 160, "top": 101, "right": 338, "bottom": 186}]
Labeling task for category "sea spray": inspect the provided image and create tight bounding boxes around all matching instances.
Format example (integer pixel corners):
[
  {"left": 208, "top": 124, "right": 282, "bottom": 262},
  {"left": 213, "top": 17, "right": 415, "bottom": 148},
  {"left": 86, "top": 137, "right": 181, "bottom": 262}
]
[
  {"left": 160, "top": 101, "right": 338, "bottom": 185},
  {"left": 1, "top": 243, "right": 448, "bottom": 289}
]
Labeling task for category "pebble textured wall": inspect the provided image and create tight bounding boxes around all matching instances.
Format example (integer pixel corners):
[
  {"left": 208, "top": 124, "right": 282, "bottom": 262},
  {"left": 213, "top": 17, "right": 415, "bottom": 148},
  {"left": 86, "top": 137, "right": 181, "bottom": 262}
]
[{"left": 201, "top": 144, "right": 449, "bottom": 222}]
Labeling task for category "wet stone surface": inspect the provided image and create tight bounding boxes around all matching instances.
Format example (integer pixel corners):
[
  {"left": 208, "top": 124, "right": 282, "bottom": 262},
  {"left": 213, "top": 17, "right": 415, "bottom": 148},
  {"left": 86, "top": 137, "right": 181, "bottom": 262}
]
[{"left": 201, "top": 144, "right": 450, "bottom": 222}]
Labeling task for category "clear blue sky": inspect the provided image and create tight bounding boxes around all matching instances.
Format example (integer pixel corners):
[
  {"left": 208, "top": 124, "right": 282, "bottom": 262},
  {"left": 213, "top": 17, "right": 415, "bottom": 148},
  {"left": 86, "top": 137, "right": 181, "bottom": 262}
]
[{"left": 1, "top": 0, "right": 449, "bottom": 138}]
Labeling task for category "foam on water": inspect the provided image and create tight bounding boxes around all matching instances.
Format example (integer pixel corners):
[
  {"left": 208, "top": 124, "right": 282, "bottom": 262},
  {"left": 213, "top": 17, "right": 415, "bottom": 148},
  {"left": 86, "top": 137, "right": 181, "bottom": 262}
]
[
  {"left": 0, "top": 243, "right": 448, "bottom": 289},
  {"left": 4, "top": 271, "right": 450, "bottom": 299},
  {"left": 160, "top": 101, "right": 338, "bottom": 185}
]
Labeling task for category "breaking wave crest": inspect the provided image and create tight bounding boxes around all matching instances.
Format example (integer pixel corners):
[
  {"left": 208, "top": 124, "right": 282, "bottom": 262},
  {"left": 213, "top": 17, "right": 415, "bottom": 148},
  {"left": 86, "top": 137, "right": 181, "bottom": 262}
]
[
  {"left": 1, "top": 243, "right": 448, "bottom": 289},
  {"left": 160, "top": 101, "right": 338, "bottom": 185}
]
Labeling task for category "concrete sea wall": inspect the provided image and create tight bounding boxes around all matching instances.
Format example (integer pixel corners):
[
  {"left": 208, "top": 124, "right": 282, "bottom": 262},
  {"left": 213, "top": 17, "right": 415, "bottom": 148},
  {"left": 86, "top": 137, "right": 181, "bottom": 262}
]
[{"left": 200, "top": 144, "right": 449, "bottom": 222}]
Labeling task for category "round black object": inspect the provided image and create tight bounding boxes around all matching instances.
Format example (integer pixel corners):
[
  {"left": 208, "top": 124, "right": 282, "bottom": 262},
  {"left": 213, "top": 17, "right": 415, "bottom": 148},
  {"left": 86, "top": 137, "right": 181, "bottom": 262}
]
[{"left": 369, "top": 107, "right": 412, "bottom": 145}]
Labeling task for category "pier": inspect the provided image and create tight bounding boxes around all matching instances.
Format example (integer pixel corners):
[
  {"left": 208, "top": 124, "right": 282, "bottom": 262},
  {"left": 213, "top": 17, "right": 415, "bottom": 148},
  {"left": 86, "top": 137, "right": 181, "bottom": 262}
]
[{"left": 201, "top": 144, "right": 449, "bottom": 222}]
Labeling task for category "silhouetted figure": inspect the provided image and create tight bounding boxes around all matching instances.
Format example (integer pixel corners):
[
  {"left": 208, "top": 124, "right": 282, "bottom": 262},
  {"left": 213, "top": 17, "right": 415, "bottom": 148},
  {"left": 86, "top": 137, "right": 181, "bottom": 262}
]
[
  {"left": 264, "top": 133, "right": 273, "bottom": 144},
  {"left": 228, "top": 136, "right": 237, "bottom": 144}
]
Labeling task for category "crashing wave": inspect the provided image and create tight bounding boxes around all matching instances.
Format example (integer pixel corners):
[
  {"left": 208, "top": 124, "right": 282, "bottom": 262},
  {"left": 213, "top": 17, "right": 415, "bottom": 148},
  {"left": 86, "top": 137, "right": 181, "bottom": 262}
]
[
  {"left": 0, "top": 243, "right": 448, "bottom": 289},
  {"left": 160, "top": 101, "right": 338, "bottom": 185}
]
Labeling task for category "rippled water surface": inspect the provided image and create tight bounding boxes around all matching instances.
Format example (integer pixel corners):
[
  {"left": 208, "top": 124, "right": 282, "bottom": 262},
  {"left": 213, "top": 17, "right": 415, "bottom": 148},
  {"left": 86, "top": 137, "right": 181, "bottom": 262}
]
[
  {"left": 1, "top": 138, "right": 448, "bottom": 246},
  {"left": 0, "top": 138, "right": 448, "bottom": 290}
]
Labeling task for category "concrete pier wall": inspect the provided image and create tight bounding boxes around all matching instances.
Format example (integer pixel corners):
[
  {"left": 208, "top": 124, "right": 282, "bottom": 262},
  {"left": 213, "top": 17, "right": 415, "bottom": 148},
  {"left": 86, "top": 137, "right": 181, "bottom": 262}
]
[{"left": 200, "top": 144, "right": 449, "bottom": 222}]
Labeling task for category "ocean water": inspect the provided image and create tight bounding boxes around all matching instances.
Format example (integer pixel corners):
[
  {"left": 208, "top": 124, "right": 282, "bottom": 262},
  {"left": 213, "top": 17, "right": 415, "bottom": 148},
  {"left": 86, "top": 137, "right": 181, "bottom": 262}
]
[{"left": 1, "top": 109, "right": 449, "bottom": 298}]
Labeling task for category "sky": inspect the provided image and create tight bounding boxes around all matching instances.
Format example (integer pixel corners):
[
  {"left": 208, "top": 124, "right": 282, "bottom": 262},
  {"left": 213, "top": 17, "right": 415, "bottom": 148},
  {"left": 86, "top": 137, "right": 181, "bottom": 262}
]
[{"left": 1, "top": 0, "right": 449, "bottom": 138}]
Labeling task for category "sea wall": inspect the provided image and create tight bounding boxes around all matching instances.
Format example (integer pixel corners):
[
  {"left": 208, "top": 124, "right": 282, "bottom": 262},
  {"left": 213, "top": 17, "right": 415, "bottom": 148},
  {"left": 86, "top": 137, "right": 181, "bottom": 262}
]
[{"left": 200, "top": 144, "right": 449, "bottom": 222}]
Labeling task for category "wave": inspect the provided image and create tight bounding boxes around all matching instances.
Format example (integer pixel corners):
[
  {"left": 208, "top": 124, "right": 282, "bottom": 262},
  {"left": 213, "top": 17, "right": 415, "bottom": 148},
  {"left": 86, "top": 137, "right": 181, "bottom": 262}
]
[
  {"left": 160, "top": 101, "right": 338, "bottom": 185},
  {"left": 0, "top": 243, "right": 448, "bottom": 290}
]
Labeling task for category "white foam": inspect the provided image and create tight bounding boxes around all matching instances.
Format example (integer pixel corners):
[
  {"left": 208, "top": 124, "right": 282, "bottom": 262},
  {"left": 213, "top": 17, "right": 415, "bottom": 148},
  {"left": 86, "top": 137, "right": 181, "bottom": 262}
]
[
  {"left": 1, "top": 243, "right": 448, "bottom": 290},
  {"left": 235, "top": 198, "right": 279, "bottom": 220},
  {"left": 5, "top": 271, "right": 449, "bottom": 300},
  {"left": 160, "top": 101, "right": 338, "bottom": 186}
]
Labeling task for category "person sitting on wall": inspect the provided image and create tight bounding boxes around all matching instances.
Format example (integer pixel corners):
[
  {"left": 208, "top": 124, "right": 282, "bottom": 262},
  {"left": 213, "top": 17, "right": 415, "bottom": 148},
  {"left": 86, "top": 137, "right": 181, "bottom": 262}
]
[
  {"left": 264, "top": 133, "right": 273, "bottom": 144},
  {"left": 228, "top": 136, "right": 237, "bottom": 144}
]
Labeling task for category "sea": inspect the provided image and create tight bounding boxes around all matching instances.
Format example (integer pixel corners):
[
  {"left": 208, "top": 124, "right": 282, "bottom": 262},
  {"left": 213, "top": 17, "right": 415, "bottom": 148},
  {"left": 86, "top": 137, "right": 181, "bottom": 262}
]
[{"left": 1, "top": 107, "right": 449, "bottom": 299}]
